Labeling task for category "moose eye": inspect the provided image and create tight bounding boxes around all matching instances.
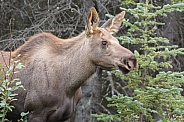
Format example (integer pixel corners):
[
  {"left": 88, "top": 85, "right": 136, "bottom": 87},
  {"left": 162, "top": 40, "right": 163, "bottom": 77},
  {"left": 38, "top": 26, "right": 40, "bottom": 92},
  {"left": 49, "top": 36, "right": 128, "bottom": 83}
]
[{"left": 102, "top": 41, "right": 107, "bottom": 45}]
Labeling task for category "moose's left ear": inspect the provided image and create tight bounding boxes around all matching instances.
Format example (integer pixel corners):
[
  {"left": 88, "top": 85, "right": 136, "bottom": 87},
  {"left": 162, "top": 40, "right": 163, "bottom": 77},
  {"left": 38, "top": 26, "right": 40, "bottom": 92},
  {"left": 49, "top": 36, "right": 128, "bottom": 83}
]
[
  {"left": 86, "top": 7, "right": 99, "bottom": 36},
  {"left": 101, "top": 11, "right": 125, "bottom": 34}
]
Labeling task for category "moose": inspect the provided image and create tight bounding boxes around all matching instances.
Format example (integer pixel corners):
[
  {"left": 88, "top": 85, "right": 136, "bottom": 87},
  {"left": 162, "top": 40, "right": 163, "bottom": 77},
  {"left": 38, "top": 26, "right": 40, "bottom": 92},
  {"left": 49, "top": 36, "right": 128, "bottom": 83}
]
[{"left": 0, "top": 7, "right": 138, "bottom": 122}]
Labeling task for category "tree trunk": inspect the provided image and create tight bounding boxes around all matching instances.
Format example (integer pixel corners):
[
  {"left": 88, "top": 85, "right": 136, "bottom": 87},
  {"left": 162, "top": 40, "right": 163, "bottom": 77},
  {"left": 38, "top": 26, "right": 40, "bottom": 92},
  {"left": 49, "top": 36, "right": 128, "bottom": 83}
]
[{"left": 71, "top": 74, "right": 101, "bottom": 122}]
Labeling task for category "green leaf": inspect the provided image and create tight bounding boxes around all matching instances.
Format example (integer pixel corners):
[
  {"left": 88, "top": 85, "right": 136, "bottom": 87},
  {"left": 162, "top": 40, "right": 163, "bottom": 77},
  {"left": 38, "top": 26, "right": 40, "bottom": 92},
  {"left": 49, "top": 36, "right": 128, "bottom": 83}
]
[
  {"left": 21, "top": 111, "right": 29, "bottom": 117},
  {"left": 16, "top": 81, "right": 22, "bottom": 86}
]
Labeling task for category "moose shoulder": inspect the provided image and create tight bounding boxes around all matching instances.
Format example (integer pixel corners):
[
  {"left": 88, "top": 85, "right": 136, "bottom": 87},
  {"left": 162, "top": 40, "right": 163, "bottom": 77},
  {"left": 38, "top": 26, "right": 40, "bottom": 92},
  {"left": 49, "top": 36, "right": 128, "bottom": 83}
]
[{"left": 2, "top": 7, "right": 138, "bottom": 122}]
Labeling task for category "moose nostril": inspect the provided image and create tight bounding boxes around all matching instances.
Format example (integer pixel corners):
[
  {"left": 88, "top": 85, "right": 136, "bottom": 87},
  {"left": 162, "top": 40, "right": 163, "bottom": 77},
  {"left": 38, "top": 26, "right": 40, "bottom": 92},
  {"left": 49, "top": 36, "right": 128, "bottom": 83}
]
[
  {"left": 123, "top": 59, "right": 132, "bottom": 69},
  {"left": 127, "top": 61, "right": 131, "bottom": 69},
  {"left": 123, "top": 56, "right": 138, "bottom": 70},
  {"left": 129, "top": 56, "right": 138, "bottom": 69}
]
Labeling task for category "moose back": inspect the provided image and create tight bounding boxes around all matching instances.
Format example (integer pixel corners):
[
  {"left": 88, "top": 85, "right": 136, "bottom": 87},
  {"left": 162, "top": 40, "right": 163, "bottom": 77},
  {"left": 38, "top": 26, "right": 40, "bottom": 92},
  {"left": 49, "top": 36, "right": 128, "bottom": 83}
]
[{"left": 0, "top": 8, "right": 138, "bottom": 122}]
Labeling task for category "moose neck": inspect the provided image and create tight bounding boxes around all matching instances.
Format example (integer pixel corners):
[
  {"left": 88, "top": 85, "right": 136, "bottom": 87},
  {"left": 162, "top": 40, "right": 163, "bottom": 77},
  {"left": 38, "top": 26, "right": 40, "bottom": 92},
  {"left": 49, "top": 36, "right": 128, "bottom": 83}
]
[{"left": 58, "top": 32, "right": 96, "bottom": 97}]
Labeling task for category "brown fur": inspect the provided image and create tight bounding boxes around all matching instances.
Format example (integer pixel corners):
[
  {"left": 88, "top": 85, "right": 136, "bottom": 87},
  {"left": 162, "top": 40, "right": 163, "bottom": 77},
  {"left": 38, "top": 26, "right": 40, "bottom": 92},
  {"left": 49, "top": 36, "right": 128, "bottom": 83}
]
[{"left": 1, "top": 8, "right": 138, "bottom": 122}]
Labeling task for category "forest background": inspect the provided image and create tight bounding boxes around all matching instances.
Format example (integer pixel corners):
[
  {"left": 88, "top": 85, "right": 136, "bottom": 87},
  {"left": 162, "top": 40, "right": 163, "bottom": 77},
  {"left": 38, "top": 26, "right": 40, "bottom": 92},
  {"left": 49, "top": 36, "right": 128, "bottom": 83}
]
[{"left": 0, "top": 0, "right": 184, "bottom": 122}]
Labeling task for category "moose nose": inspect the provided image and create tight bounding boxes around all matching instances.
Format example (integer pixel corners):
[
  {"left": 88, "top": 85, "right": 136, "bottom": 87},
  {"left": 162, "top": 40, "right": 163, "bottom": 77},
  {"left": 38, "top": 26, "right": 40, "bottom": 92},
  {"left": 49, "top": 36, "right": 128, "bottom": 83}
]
[{"left": 124, "top": 55, "right": 138, "bottom": 70}]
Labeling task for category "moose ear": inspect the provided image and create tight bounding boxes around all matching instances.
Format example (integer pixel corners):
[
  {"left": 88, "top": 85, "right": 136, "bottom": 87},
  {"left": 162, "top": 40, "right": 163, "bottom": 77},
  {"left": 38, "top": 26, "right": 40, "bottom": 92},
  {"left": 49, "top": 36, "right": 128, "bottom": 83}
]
[
  {"left": 101, "top": 11, "right": 125, "bottom": 34},
  {"left": 86, "top": 7, "right": 99, "bottom": 36}
]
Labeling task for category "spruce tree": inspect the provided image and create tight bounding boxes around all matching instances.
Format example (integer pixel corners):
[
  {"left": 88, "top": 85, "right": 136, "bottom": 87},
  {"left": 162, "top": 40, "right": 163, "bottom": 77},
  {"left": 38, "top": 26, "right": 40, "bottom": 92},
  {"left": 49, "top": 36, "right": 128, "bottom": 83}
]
[{"left": 93, "top": 0, "right": 184, "bottom": 121}]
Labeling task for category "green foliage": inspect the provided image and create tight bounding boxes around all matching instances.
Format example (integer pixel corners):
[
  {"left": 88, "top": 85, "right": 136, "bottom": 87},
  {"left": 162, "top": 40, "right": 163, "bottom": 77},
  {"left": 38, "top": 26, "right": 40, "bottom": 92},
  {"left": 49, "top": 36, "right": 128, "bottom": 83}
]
[
  {"left": 94, "top": 95, "right": 147, "bottom": 122},
  {"left": 0, "top": 56, "right": 25, "bottom": 122},
  {"left": 93, "top": 0, "right": 184, "bottom": 122}
]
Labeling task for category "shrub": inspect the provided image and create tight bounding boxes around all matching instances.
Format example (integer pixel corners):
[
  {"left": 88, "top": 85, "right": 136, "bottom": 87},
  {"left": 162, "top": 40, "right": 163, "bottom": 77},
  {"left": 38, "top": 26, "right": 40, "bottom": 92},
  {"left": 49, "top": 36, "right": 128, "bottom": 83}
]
[{"left": 0, "top": 53, "right": 25, "bottom": 122}]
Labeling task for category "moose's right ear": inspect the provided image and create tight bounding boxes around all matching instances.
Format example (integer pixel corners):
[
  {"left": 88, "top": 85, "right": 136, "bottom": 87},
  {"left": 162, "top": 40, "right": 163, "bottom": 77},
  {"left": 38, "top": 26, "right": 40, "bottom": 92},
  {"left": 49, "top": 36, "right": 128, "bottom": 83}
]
[
  {"left": 86, "top": 7, "right": 99, "bottom": 36},
  {"left": 101, "top": 11, "right": 125, "bottom": 35}
]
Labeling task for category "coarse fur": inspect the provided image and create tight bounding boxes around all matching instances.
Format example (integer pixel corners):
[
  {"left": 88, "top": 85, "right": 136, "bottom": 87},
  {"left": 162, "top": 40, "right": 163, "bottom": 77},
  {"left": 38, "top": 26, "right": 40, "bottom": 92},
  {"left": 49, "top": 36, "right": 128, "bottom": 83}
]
[{"left": 0, "top": 8, "right": 138, "bottom": 122}]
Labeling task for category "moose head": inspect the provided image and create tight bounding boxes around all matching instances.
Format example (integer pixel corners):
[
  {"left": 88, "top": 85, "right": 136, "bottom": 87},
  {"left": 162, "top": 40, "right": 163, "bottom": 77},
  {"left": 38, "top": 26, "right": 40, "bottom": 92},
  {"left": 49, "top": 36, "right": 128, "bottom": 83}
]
[{"left": 85, "top": 7, "right": 138, "bottom": 74}]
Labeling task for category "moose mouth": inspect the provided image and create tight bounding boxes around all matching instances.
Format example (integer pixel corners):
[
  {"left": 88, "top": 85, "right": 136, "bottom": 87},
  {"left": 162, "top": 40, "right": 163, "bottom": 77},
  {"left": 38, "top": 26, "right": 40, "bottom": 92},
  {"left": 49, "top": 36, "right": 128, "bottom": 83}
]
[
  {"left": 98, "top": 65, "right": 130, "bottom": 74},
  {"left": 118, "top": 65, "right": 130, "bottom": 74}
]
